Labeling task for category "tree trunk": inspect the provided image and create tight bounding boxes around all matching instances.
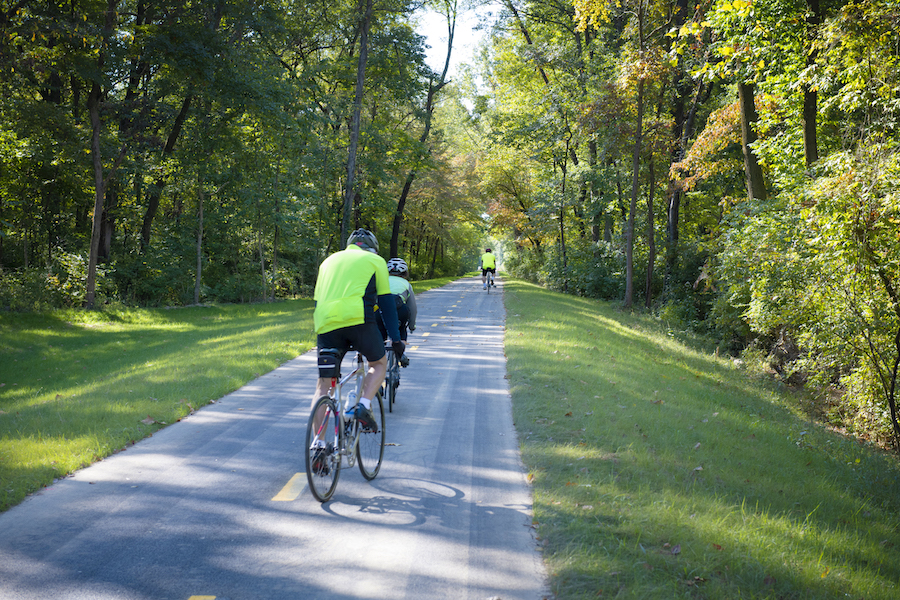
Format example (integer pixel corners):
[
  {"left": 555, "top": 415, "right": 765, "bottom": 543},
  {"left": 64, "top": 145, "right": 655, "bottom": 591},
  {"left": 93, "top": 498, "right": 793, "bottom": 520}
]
[
  {"left": 140, "top": 94, "right": 192, "bottom": 252},
  {"left": 624, "top": 79, "right": 645, "bottom": 309},
  {"left": 738, "top": 81, "right": 767, "bottom": 201},
  {"left": 390, "top": 4, "right": 455, "bottom": 257},
  {"left": 645, "top": 158, "right": 657, "bottom": 308},
  {"left": 194, "top": 183, "right": 204, "bottom": 305},
  {"left": 341, "top": 0, "right": 373, "bottom": 248},
  {"left": 85, "top": 1, "right": 119, "bottom": 310},
  {"left": 803, "top": 0, "right": 822, "bottom": 167},
  {"left": 559, "top": 153, "right": 569, "bottom": 293}
]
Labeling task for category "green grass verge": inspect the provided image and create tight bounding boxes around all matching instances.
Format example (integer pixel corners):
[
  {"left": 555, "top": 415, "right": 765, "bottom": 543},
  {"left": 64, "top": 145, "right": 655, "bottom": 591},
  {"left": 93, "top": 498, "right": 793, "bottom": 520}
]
[
  {"left": 0, "top": 300, "right": 315, "bottom": 511},
  {"left": 0, "top": 276, "right": 452, "bottom": 512},
  {"left": 504, "top": 279, "right": 900, "bottom": 599}
]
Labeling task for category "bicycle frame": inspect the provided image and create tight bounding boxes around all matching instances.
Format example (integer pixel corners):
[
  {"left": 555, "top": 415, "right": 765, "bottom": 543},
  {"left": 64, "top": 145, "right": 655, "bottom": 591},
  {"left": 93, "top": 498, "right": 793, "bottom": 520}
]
[{"left": 325, "top": 352, "right": 367, "bottom": 467}]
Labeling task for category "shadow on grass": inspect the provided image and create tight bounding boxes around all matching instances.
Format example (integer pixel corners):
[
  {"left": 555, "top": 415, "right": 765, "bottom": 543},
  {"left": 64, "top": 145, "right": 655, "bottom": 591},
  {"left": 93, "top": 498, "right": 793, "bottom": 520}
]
[{"left": 504, "top": 280, "right": 900, "bottom": 599}]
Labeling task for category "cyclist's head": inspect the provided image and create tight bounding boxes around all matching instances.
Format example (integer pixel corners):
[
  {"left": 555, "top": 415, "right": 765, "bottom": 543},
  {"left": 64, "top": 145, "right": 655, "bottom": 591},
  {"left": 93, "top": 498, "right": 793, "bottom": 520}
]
[
  {"left": 386, "top": 257, "right": 409, "bottom": 277},
  {"left": 347, "top": 228, "right": 378, "bottom": 253},
  {"left": 485, "top": 248, "right": 492, "bottom": 253}
]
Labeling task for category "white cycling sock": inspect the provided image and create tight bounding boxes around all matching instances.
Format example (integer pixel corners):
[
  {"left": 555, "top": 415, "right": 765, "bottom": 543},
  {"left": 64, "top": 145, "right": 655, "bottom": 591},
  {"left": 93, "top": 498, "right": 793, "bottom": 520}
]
[{"left": 360, "top": 397, "right": 372, "bottom": 410}]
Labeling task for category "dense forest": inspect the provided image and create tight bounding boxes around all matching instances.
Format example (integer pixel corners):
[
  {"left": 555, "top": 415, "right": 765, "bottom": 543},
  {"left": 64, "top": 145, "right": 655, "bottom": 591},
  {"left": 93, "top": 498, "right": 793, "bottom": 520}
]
[{"left": 2, "top": 0, "right": 900, "bottom": 449}]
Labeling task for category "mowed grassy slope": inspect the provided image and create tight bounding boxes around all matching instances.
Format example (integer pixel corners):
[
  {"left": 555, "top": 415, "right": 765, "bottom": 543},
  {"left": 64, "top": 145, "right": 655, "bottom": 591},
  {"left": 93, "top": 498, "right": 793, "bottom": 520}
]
[
  {"left": 0, "top": 275, "right": 455, "bottom": 512},
  {"left": 503, "top": 280, "right": 900, "bottom": 600},
  {"left": 0, "top": 300, "right": 317, "bottom": 511}
]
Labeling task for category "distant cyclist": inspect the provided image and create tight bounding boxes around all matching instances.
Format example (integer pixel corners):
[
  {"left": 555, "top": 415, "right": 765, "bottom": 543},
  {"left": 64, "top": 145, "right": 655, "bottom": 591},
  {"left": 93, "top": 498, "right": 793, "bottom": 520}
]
[
  {"left": 378, "top": 257, "right": 417, "bottom": 367},
  {"left": 312, "top": 229, "right": 404, "bottom": 437},
  {"left": 479, "top": 248, "right": 496, "bottom": 290}
]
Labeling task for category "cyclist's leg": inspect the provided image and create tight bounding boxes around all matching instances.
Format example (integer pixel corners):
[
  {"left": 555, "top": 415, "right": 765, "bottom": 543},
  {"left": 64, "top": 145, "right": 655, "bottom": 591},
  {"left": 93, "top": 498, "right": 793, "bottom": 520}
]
[
  {"left": 482, "top": 268, "right": 488, "bottom": 288},
  {"left": 313, "top": 339, "right": 346, "bottom": 434},
  {"left": 343, "top": 322, "right": 387, "bottom": 427},
  {"left": 397, "top": 304, "right": 409, "bottom": 341}
]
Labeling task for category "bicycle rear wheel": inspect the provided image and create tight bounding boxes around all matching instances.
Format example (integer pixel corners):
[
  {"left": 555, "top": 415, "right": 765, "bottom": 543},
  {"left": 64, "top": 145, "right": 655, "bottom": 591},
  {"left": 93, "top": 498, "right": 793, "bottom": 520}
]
[
  {"left": 357, "top": 391, "right": 385, "bottom": 480},
  {"left": 305, "top": 395, "right": 342, "bottom": 502}
]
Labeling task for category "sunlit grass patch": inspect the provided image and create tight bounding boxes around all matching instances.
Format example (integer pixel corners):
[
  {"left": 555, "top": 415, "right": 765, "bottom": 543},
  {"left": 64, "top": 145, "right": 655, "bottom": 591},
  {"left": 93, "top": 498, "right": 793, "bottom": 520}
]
[
  {"left": 505, "top": 279, "right": 900, "bottom": 599},
  {"left": 0, "top": 299, "right": 316, "bottom": 511}
]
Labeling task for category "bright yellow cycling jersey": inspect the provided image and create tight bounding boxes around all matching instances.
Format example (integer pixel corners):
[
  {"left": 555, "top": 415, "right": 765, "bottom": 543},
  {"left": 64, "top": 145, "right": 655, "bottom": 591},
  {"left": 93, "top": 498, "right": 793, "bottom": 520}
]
[
  {"left": 481, "top": 252, "right": 496, "bottom": 269},
  {"left": 314, "top": 245, "right": 392, "bottom": 334}
]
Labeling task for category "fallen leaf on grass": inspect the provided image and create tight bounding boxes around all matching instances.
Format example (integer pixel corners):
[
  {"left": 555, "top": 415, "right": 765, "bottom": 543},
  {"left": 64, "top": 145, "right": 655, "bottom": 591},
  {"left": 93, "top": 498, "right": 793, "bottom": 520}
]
[
  {"left": 141, "top": 416, "right": 156, "bottom": 425},
  {"left": 694, "top": 442, "right": 701, "bottom": 450},
  {"left": 713, "top": 543, "right": 723, "bottom": 551},
  {"left": 671, "top": 544, "right": 681, "bottom": 555}
]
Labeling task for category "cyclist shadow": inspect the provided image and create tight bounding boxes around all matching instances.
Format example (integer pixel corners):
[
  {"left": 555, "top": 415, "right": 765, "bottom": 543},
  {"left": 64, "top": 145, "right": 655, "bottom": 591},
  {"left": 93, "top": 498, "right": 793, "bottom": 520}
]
[{"left": 316, "top": 476, "right": 484, "bottom": 529}]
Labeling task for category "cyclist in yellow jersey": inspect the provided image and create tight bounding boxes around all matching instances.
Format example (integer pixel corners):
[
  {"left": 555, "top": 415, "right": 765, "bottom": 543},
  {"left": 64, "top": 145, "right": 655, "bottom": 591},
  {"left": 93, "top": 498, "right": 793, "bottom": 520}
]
[
  {"left": 312, "top": 229, "right": 404, "bottom": 434},
  {"left": 479, "top": 248, "right": 496, "bottom": 289}
]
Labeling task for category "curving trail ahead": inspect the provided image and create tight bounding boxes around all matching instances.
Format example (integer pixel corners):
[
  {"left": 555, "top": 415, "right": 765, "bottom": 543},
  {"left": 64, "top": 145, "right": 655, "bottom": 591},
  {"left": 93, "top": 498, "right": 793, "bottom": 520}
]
[{"left": 0, "top": 276, "right": 549, "bottom": 600}]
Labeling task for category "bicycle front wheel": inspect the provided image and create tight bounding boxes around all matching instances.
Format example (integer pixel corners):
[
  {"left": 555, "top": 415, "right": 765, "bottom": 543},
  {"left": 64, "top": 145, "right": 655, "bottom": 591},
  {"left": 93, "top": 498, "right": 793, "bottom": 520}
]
[
  {"left": 357, "top": 391, "right": 385, "bottom": 480},
  {"left": 305, "top": 395, "right": 342, "bottom": 502},
  {"left": 386, "top": 352, "right": 397, "bottom": 413}
]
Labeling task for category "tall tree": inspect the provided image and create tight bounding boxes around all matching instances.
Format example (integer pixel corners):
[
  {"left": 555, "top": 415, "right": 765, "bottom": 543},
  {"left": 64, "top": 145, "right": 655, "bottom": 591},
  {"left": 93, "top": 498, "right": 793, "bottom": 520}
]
[{"left": 342, "top": 0, "right": 375, "bottom": 246}]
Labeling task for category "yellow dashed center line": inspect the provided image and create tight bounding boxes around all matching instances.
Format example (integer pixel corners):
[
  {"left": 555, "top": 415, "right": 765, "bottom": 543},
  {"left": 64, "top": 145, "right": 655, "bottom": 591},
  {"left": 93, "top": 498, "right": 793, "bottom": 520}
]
[{"left": 272, "top": 473, "right": 306, "bottom": 501}]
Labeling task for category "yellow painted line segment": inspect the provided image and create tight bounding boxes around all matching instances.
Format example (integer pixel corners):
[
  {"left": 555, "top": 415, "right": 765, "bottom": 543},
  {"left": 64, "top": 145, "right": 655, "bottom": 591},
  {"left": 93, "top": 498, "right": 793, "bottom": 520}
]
[
  {"left": 272, "top": 473, "right": 306, "bottom": 501},
  {"left": 188, "top": 596, "right": 216, "bottom": 600}
]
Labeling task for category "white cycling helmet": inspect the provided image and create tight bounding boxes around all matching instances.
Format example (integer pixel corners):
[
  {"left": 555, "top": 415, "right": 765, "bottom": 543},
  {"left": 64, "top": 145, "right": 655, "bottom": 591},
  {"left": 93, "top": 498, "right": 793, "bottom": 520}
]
[{"left": 386, "top": 258, "right": 408, "bottom": 275}]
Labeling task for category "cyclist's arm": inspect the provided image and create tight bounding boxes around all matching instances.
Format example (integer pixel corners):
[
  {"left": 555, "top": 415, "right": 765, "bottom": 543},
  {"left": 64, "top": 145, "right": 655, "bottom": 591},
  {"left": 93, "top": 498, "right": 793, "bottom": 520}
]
[
  {"left": 378, "top": 293, "right": 402, "bottom": 343},
  {"left": 407, "top": 288, "right": 417, "bottom": 330}
]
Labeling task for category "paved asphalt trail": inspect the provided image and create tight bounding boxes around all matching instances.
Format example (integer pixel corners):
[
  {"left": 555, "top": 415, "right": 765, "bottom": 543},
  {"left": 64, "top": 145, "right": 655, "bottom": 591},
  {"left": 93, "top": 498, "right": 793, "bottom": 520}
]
[{"left": 0, "top": 277, "right": 548, "bottom": 600}]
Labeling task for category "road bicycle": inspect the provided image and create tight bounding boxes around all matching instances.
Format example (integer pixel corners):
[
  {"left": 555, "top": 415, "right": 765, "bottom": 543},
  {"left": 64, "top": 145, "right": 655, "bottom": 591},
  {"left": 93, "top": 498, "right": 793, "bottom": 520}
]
[
  {"left": 305, "top": 351, "right": 385, "bottom": 502},
  {"left": 486, "top": 270, "right": 495, "bottom": 294},
  {"left": 382, "top": 344, "right": 400, "bottom": 413}
]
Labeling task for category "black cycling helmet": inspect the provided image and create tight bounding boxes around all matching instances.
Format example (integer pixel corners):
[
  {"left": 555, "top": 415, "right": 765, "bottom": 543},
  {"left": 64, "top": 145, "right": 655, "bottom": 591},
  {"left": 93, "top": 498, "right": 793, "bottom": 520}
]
[
  {"left": 485, "top": 248, "right": 492, "bottom": 252},
  {"left": 347, "top": 228, "right": 378, "bottom": 253}
]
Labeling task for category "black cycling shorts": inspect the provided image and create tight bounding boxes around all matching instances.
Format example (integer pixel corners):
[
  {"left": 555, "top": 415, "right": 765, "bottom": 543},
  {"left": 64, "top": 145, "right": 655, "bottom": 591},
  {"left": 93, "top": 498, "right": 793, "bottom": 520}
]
[
  {"left": 482, "top": 268, "right": 496, "bottom": 276},
  {"left": 316, "top": 322, "right": 386, "bottom": 372}
]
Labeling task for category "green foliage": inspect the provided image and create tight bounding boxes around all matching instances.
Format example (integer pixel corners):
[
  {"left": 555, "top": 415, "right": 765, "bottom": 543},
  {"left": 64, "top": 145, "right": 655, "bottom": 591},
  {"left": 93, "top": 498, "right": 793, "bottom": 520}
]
[
  {"left": 0, "top": 251, "right": 114, "bottom": 311},
  {"left": 0, "top": 0, "right": 479, "bottom": 311}
]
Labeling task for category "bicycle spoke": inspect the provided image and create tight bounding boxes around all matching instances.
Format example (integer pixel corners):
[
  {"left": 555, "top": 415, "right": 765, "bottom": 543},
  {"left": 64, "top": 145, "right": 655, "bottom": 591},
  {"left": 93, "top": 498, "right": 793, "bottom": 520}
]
[
  {"left": 357, "top": 391, "right": 385, "bottom": 480},
  {"left": 305, "top": 396, "right": 342, "bottom": 502}
]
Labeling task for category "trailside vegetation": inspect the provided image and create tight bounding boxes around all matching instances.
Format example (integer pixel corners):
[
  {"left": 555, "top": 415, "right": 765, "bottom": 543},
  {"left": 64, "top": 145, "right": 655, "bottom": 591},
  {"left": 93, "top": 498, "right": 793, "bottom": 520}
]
[
  {"left": 0, "top": 0, "right": 483, "bottom": 311},
  {"left": 3, "top": 0, "right": 900, "bottom": 448},
  {"left": 462, "top": 0, "right": 900, "bottom": 451}
]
